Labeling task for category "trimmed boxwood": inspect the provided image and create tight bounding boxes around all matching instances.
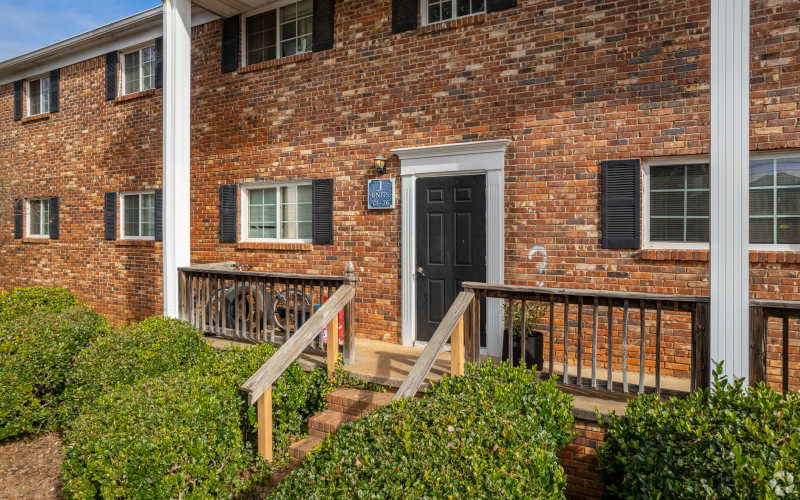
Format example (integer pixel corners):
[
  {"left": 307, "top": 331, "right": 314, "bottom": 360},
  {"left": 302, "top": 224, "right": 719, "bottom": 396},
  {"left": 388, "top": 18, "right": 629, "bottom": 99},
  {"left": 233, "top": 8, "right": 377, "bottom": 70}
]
[
  {"left": 0, "top": 286, "right": 79, "bottom": 325},
  {"left": 0, "top": 306, "right": 109, "bottom": 440},
  {"left": 598, "top": 366, "right": 800, "bottom": 499},
  {"left": 270, "top": 361, "right": 574, "bottom": 499}
]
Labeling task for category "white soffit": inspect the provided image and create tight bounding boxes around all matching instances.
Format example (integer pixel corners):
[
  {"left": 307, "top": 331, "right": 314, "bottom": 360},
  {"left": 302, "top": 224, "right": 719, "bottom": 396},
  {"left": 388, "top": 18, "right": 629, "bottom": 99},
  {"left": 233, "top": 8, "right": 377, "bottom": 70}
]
[{"left": 192, "top": 0, "right": 269, "bottom": 17}]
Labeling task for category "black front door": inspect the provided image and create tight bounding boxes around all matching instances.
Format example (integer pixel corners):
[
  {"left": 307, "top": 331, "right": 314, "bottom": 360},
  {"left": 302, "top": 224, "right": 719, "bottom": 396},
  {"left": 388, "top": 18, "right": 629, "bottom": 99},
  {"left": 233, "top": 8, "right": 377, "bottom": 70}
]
[{"left": 416, "top": 175, "right": 486, "bottom": 342}]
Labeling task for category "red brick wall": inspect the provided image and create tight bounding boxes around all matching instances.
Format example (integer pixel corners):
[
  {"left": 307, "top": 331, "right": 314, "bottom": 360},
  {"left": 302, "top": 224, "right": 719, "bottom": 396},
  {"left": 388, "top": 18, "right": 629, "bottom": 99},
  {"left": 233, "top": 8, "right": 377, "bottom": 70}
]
[
  {"left": 1, "top": 0, "right": 799, "bottom": 367},
  {"left": 560, "top": 418, "right": 605, "bottom": 500}
]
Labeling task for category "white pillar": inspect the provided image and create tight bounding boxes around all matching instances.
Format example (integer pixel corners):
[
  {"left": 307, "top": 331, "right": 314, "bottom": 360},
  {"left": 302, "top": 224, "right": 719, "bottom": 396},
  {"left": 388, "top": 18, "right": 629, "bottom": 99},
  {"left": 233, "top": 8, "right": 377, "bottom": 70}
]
[
  {"left": 710, "top": 0, "right": 750, "bottom": 382},
  {"left": 162, "top": 0, "right": 192, "bottom": 318}
]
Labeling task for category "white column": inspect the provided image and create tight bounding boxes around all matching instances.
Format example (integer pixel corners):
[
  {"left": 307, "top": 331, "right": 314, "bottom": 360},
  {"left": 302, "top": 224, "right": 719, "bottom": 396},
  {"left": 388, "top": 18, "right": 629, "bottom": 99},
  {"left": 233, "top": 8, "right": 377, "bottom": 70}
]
[
  {"left": 710, "top": 0, "right": 750, "bottom": 382},
  {"left": 162, "top": 0, "right": 192, "bottom": 318}
]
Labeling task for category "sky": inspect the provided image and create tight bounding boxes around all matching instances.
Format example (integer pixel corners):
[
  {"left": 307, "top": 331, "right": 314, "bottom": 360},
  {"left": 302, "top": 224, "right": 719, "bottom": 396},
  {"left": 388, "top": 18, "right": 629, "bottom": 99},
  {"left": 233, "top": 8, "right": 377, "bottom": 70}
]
[{"left": 0, "top": 0, "right": 160, "bottom": 61}]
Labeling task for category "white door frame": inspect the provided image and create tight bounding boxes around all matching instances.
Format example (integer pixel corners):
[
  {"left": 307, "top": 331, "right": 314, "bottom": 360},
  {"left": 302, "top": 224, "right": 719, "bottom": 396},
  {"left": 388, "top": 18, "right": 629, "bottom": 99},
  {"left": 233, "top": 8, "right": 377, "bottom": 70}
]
[{"left": 392, "top": 139, "right": 510, "bottom": 357}]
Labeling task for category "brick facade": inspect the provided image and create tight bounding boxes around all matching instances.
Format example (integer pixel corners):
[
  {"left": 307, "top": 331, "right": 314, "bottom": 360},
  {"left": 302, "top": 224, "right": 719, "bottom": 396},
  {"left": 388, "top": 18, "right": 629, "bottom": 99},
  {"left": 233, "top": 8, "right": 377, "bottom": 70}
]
[{"left": 1, "top": 0, "right": 799, "bottom": 387}]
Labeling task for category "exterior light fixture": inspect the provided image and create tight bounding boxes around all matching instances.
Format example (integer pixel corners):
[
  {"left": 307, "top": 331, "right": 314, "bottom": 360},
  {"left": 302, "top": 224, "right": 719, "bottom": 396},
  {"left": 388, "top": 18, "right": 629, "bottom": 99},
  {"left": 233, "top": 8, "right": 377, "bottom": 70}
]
[{"left": 374, "top": 154, "right": 387, "bottom": 175}]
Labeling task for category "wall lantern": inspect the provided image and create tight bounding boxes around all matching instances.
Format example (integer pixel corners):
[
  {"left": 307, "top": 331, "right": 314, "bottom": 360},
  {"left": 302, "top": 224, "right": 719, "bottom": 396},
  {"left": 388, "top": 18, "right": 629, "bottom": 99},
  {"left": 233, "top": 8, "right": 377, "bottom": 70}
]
[{"left": 374, "top": 154, "right": 387, "bottom": 175}]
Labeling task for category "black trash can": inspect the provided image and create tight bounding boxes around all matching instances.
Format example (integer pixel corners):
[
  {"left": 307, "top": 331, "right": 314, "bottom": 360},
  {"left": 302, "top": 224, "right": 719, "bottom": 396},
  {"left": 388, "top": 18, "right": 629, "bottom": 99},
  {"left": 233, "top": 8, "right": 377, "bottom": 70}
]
[{"left": 502, "top": 330, "right": 544, "bottom": 369}]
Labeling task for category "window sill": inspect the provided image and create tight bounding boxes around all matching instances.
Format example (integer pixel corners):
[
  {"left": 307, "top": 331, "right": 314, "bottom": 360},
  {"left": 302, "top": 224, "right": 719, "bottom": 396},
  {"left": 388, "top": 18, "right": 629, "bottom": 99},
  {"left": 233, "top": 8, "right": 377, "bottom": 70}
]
[
  {"left": 114, "top": 88, "right": 158, "bottom": 104},
  {"left": 115, "top": 239, "right": 156, "bottom": 247},
  {"left": 419, "top": 13, "right": 486, "bottom": 35},
  {"left": 22, "top": 237, "right": 50, "bottom": 244},
  {"left": 21, "top": 113, "right": 51, "bottom": 124},
  {"left": 236, "top": 241, "right": 313, "bottom": 252},
  {"left": 238, "top": 52, "right": 313, "bottom": 74}
]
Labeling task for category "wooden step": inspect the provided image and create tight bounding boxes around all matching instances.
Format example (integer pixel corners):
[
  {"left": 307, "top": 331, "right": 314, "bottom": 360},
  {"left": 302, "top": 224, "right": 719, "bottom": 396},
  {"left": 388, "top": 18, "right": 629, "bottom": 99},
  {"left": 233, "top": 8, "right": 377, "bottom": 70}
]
[
  {"left": 308, "top": 409, "right": 358, "bottom": 438},
  {"left": 325, "top": 387, "right": 394, "bottom": 417},
  {"left": 288, "top": 435, "right": 323, "bottom": 461}
]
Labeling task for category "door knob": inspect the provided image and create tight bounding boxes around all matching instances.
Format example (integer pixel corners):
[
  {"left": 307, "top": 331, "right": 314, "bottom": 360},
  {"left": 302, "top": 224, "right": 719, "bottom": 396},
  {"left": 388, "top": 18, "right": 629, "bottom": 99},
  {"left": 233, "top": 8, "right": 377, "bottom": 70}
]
[{"left": 417, "top": 266, "right": 425, "bottom": 277}]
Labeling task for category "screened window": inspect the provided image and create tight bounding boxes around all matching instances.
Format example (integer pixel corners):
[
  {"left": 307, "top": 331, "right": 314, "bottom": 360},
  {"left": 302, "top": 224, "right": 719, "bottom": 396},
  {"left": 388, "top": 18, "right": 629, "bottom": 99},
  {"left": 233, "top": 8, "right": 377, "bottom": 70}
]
[
  {"left": 750, "top": 156, "right": 800, "bottom": 245},
  {"left": 27, "top": 199, "right": 50, "bottom": 237},
  {"left": 246, "top": 184, "right": 312, "bottom": 240},
  {"left": 244, "top": 0, "right": 312, "bottom": 66},
  {"left": 648, "top": 164, "right": 710, "bottom": 243},
  {"left": 426, "top": 0, "right": 485, "bottom": 24},
  {"left": 122, "top": 45, "right": 156, "bottom": 95},
  {"left": 28, "top": 76, "right": 50, "bottom": 116},
  {"left": 122, "top": 192, "right": 155, "bottom": 239}
]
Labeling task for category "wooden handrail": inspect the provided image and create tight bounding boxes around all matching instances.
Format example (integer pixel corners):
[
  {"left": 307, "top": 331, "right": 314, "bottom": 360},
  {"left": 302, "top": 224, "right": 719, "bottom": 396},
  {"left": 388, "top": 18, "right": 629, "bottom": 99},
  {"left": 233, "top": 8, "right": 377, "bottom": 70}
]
[
  {"left": 179, "top": 266, "right": 348, "bottom": 283},
  {"left": 393, "top": 290, "right": 475, "bottom": 400}
]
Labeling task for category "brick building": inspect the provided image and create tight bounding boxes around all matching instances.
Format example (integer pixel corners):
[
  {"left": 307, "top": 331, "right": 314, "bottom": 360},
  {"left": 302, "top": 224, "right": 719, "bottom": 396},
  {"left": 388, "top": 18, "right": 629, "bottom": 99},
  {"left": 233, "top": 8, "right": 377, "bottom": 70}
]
[{"left": 0, "top": 0, "right": 798, "bottom": 385}]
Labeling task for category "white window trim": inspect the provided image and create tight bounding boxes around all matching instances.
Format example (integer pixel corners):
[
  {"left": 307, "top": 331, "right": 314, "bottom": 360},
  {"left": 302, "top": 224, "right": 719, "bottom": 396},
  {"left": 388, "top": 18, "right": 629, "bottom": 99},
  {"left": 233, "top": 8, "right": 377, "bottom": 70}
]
[
  {"left": 421, "top": 0, "right": 486, "bottom": 26},
  {"left": 642, "top": 152, "right": 800, "bottom": 251},
  {"left": 240, "top": 0, "right": 312, "bottom": 68},
  {"left": 25, "top": 198, "right": 50, "bottom": 238},
  {"left": 240, "top": 182, "right": 313, "bottom": 243},
  {"left": 120, "top": 191, "right": 156, "bottom": 240},
  {"left": 26, "top": 74, "right": 50, "bottom": 117},
  {"left": 120, "top": 42, "right": 156, "bottom": 96}
]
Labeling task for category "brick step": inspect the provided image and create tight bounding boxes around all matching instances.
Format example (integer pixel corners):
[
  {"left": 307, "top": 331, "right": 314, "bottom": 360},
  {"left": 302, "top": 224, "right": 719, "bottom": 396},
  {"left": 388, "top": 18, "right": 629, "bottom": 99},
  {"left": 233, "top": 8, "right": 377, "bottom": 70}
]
[
  {"left": 288, "top": 435, "right": 323, "bottom": 461},
  {"left": 308, "top": 409, "right": 358, "bottom": 438},
  {"left": 325, "top": 387, "right": 394, "bottom": 417}
]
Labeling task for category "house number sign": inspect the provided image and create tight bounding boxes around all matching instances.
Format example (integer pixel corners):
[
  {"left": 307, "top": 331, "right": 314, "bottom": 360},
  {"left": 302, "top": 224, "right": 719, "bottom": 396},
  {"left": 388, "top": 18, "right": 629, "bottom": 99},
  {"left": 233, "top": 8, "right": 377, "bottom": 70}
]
[{"left": 367, "top": 178, "right": 396, "bottom": 209}]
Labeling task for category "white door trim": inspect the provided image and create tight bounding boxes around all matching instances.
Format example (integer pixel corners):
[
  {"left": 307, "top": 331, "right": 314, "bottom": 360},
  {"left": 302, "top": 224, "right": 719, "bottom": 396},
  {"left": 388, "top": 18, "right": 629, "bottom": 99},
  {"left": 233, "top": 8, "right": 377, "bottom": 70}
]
[{"left": 393, "top": 139, "right": 510, "bottom": 357}]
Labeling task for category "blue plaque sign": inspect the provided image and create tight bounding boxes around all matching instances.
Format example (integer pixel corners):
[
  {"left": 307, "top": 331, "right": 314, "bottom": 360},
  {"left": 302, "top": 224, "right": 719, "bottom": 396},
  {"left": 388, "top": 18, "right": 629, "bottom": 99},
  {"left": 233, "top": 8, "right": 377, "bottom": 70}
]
[{"left": 367, "top": 178, "right": 396, "bottom": 209}]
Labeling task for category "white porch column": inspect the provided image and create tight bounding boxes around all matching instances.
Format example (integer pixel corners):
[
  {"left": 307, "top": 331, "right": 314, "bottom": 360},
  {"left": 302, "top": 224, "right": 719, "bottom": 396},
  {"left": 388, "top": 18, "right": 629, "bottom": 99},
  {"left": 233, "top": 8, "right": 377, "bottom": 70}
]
[
  {"left": 162, "top": 0, "right": 192, "bottom": 318},
  {"left": 710, "top": 0, "right": 750, "bottom": 382}
]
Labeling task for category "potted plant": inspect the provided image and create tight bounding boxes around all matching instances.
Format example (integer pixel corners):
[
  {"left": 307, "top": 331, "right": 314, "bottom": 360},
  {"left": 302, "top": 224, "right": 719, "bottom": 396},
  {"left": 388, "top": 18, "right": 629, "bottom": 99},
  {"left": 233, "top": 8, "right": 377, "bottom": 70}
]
[{"left": 502, "top": 301, "right": 546, "bottom": 369}]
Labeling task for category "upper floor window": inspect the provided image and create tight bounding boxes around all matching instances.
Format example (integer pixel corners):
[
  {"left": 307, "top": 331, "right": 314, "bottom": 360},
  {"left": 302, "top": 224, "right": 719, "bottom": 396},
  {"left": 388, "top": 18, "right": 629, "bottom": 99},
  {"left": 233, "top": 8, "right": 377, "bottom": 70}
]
[
  {"left": 244, "top": 0, "right": 312, "bottom": 66},
  {"left": 425, "top": 0, "right": 485, "bottom": 24},
  {"left": 121, "top": 192, "right": 155, "bottom": 239},
  {"left": 242, "top": 183, "right": 312, "bottom": 241},
  {"left": 122, "top": 45, "right": 156, "bottom": 95},
  {"left": 750, "top": 155, "right": 800, "bottom": 245},
  {"left": 27, "top": 76, "right": 50, "bottom": 116},
  {"left": 27, "top": 199, "right": 50, "bottom": 238}
]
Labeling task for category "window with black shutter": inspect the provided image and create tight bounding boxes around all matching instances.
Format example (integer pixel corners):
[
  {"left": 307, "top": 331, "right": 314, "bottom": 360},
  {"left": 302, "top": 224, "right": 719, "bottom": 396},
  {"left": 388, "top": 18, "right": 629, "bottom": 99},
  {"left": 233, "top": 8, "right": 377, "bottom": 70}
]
[
  {"left": 219, "top": 185, "right": 238, "bottom": 243},
  {"left": 154, "top": 37, "right": 164, "bottom": 89},
  {"left": 393, "top": 0, "right": 418, "bottom": 33},
  {"left": 105, "top": 52, "right": 118, "bottom": 100},
  {"left": 13, "top": 81, "right": 23, "bottom": 121},
  {"left": 486, "top": 0, "right": 517, "bottom": 13},
  {"left": 13, "top": 200, "right": 23, "bottom": 238},
  {"left": 601, "top": 159, "right": 641, "bottom": 249},
  {"left": 312, "top": 0, "right": 335, "bottom": 52},
  {"left": 221, "top": 16, "right": 240, "bottom": 73},
  {"left": 49, "top": 197, "right": 59, "bottom": 240},
  {"left": 312, "top": 178, "right": 334, "bottom": 245},
  {"left": 104, "top": 192, "right": 117, "bottom": 240},
  {"left": 154, "top": 189, "right": 163, "bottom": 242},
  {"left": 49, "top": 69, "right": 60, "bottom": 113}
]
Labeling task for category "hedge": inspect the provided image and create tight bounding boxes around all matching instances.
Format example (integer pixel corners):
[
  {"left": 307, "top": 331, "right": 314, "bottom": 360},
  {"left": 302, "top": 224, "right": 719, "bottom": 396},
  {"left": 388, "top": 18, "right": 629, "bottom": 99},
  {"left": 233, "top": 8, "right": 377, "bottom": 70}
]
[
  {"left": 599, "top": 365, "right": 800, "bottom": 499},
  {"left": 0, "top": 287, "right": 108, "bottom": 440},
  {"left": 270, "top": 361, "right": 575, "bottom": 499}
]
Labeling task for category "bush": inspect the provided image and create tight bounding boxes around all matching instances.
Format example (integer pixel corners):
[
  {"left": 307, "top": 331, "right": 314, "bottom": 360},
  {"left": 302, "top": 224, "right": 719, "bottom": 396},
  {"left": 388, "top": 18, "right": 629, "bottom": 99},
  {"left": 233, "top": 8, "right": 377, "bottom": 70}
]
[
  {"left": 0, "top": 286, "right": 80, "bottom": 325},
  {"left": 598, "top": 365, "right": 800, "bottom": 499},
  {"left": 270, "top": 361, "right": 574, "bottom": 499},
  {"left": 0, "top": 306, "right": 109, "bottom": 440}
]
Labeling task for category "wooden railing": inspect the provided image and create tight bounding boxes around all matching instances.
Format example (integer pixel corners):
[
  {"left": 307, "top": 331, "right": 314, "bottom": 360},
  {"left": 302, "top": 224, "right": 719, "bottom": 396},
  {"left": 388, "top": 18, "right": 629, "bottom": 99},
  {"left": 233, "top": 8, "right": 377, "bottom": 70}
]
[
  {"left": 240, "top": 281, "right": 357, "bottom": 461},
  {"left": 750, "top": 299, "right": 800, "bottom": 393},
  {"left": 179, "top": 262, "right": 354, "bottom": 355}
]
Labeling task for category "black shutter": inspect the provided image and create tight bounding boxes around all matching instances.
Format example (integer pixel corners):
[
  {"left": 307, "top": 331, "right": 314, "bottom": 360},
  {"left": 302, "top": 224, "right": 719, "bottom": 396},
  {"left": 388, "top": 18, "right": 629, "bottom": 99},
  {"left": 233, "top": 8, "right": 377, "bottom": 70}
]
[
  {"left": 154, "top": 37, "right": 164, "bottom": 89},
  {"left": 392, "top": 0, "right": 418, "bottom": 34},
  {"left": 13, "top": 80, "right": 23, "bottom": 121},
  {"left": 486, "top": 0, "right": 517, "bottom": 12},
  {"left": 49, "top": 197, "right": 60, "bottom": 240},
  {"left": 312, "top": 179, "right": 334, "bottom": 245},
  {"left": 219, "top": 185, "right": 237, "bottom": 243},
  {"left": 105, "top": 52, "right": 117, "bottom": 100},
  {"left": 13, "top": 199, "right": 23, "bottom": 239},
  {"left": 49, "top": 69, "right": 60, "bottom": 113},
  {"left": 154, "top": 189, "right": 163, "bottom": 242},
  {"left": 601, "top": 159, "right": 641, "bottom": 249},
  {"left": 312, "top": 0, "right": 335, "bottom": 52},
  {"left": 221, "top": 16, "right": 240, "bottom": 73},
  {"left": 104, "top": 192, "right": 117, "bottom": 240}
]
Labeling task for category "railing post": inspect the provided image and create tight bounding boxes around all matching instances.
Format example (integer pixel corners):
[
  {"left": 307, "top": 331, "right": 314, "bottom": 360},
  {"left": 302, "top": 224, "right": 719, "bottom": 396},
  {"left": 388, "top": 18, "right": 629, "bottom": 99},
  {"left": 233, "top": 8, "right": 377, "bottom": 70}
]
[
  {"left": 327, "top": 314, "right": 339, "bottom": 377},
  {"left": 342, "top": 261, "right": 357, "bottom": 365},
  {"left": 748, "top": 305, "right": 766, "bottom": 387},
  {"left": 692, "top": 302, "right": 711, "bottom": 391},
  {"left": 451, "top": 315, "right": 465, "bottom": 377},
  {"left": 257, "top": 386, "right": 273, "bottom": 462},
  {"left": 178, "top": 270, "right": 187, "bottom": 321}
]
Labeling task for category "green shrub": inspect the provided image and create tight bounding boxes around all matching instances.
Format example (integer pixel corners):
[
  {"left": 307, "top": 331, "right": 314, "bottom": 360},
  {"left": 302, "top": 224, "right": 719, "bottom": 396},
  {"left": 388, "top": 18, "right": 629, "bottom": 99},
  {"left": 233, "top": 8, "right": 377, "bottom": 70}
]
[
  {"left": 271, "top": 361, "right": 574, "bottom": 499},
  {"left": 0, "top": 286, "right": 80, "bottom": 325},
  {"left": 0, "top": 307, "right": 109, "bottom": 440},
  {"left": 62, "top": 317, "right": 212, "bottom": 422},
  {"left": 598, "top": 365, "right": 800, "bottom": 499}
]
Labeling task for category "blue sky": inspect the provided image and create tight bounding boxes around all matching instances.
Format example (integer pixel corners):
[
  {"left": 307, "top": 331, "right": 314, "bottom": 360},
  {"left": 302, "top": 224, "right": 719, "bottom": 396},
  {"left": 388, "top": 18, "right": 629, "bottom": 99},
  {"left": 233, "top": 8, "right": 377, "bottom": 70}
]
[{"left": 0, "top": 0, "right": 160, "bottom": 61}]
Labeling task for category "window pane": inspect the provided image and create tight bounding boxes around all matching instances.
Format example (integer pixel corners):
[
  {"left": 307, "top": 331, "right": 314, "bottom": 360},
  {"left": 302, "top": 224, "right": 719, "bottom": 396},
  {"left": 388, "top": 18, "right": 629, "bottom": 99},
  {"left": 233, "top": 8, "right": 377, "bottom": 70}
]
[
  {"left": 298, "top": 222, "right": 312, "bottom": 240},
  {"left": 651, "top": 191, "right": 683, "bottom": 217},
  {"left": 686, "top": 191, "right": 709, "bottom": 217},
  {"left": 750, "top": 159, "right": 774, "bottom": 187},
  {"left": 41, "top": 201, "right": 49, "bottom": 236},
  {"left": 457, "top": 0, "right": 471, "bottom": 16},
  {"left": 41, "top": 78, "right": 50, "bottom": 114},
  {"left": 750, "top": 189, "right": 773, "bottom": 216},
  {"left": 442, "top": 1, "right": 453, "bottom": 20},
  {"left": 125, "top": 195, "right": 140, "bottom": 237},
  {"left": 29, "top": 201, "right": 41, "bottom": 236},
  {"left": 248, "top": 188, "right": 277, "bottom": 239},
  {"left": 29, "top": 79, "right": 41, "bottom": 115},
  {"left": 777, "top": 217, "right": 800, "bottom": 244},
  {"left": 297, "top": 184, "right": 312, "bottom": 203},
  {"left": 141, "top": 47, "right": 155, "bottom": 91},
  {"left": 777, "top": 187, "right": 800, "bottom": 216},
  {"left": 472, "top": 0, "right": 485, "bottom": 12},
  {"left": 686, "top": 164, "right": 709, "bottom": 189},
  {"left": 429, "top": 3, "right": 441, "bottom": 23},
  {"left": 125, "top": 52, "right": 140, "bottom": 94},
  {"left": 281, "top": 40, "right": 296, "bottom": 57},
  {"left": 650, "top": 218, "right": 683, "bottom": 242},
  {"left": 141, "top": 193, "right": 155, "bottom": 237},
  {"left": 750, "top": 218, "right": 773, "bottom": 244},
  {"left": 776, "top": 158, "right": 800, "bottom": 186},
  {"left": 650, "top": 165, "right": 684, "bottom": 190},
  {"left": 246, "top": 10, "right": 277, "bottom": 65},
  {"left": 685, "top": 219, "right": 709, "bottom": 242}
]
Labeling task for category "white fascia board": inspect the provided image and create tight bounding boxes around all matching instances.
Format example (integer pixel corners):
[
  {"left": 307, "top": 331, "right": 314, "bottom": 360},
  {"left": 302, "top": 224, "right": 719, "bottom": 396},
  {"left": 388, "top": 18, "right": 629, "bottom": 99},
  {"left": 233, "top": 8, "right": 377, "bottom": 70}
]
[{"left": 0, "top": 6, "right": 218, "bottom": 86}]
